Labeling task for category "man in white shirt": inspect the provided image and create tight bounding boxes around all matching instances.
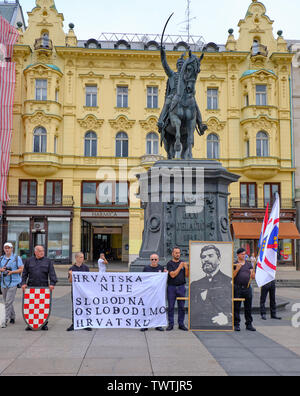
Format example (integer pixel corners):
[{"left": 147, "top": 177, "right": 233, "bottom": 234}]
[{"left": 98, "top": 253, "right": 108, "bottom": 272}]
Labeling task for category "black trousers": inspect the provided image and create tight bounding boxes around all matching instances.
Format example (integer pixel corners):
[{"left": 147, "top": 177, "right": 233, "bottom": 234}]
[
  {"left": 234, "top": 285, "right": 253, "bottom": 327},
  {"left": 260, "top": 280, "right": 277, "bottom": 317}
]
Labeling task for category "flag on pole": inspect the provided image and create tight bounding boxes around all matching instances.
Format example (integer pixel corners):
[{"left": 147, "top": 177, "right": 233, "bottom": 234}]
[
  {"left": 258, "top": 202, "right": 269, "bottom": 253},
  {"left": 0, "top": 16, "right": 19, "bottom": 215},
  {"left": 256, "top": 193, "right": 280, "bottom": 288}
]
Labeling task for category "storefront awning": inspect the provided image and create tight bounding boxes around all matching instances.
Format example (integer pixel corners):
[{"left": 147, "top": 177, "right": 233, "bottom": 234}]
[{"left": 232, "top": 222, "right": 300, "bottom": 240}]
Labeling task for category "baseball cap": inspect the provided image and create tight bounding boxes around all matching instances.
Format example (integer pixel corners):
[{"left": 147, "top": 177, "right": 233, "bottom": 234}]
[{"left": 3, "top": 242, "right": 13, "bottom": 248}]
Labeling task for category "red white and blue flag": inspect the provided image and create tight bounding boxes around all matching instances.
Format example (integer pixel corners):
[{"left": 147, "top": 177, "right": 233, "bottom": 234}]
[
  {"left": 0, "top": 16, "right": 19, "bottom": 214},
  {"left": 258, "top": 202, "right": 269, "bottom": 254},
  {"left": 256, "top": 193, "right": 280, "bottom": 288}
]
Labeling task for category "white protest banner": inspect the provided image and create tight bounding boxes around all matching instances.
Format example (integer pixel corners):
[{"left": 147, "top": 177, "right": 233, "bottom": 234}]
[{"left": 72, "top": 272, "right": 168, "bottom": 330}]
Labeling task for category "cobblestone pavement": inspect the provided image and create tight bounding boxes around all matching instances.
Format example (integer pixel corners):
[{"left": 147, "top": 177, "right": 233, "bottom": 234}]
[{"left": 0, "top": 283, "right": 298, "bottom": 376}]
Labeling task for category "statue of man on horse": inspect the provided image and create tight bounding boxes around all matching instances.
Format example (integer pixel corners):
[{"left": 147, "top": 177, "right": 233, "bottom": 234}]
[{"left": 157, "top": 14, "right": 207, "bottom": 160}]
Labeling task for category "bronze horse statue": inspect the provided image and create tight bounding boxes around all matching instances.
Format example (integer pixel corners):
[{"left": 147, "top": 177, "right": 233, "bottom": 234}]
[{"left": 161, "top": 51, "right": 207, "bottom": 160}]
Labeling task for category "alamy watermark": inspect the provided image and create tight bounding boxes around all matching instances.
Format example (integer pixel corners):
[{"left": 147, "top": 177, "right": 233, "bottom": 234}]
[
  {"left": 291, "top": 303, "right": 300, "bottom": 328},
  {"left": 95, "top": 160, "right": 204, "bottom": 214}
]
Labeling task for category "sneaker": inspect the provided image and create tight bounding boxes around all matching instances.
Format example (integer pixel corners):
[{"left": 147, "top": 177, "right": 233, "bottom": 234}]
[{"left": 1, "top": 322, "right": 7, "bottom": 328}]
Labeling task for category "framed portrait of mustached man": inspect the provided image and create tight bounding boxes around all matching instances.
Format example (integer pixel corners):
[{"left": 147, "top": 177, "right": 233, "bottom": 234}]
[{"left": 189, "top": 241, "right": 234, "bottom": 331}]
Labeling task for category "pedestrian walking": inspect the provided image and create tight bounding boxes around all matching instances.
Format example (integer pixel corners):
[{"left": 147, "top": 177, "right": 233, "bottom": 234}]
[{"left": 98, "top": 252, "right": 108, "bottom": 272}]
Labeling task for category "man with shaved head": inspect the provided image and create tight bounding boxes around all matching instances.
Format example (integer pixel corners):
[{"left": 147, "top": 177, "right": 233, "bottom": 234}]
[
  {"left": 140, "top": 253, "right": 166, "bottom": 333},
  {"left": 22, "top": 245, "right": 57, "bottom": 331}
]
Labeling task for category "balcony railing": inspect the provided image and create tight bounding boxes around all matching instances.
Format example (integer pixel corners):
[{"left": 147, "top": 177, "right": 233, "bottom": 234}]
[
  {"left": 34, "top": 37, "right": 53, "bottom": 51},
  {"left": 251, "top": 43, "right": 268, "bottom": 57},
  {"left": 229, "top": 198, "right": 295, "bottom": 210},
  {"left": 5, "top": 196, "right": 74, "bottom": 207}
]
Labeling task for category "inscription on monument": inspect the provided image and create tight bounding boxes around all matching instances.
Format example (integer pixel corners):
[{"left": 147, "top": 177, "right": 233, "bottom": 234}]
[{"left": 175, "top": 207, "right": 204, "bottom": 246}]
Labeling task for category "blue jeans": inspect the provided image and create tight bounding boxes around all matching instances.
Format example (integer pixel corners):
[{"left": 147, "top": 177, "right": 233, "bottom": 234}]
[{"left": 167, "top": 285, "right": 186, "bottom": 326}]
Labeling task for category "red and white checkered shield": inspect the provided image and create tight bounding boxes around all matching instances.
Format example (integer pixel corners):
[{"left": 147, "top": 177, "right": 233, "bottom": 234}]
[{"left": 23, "top": 288, "right": 52, "bottom": 331}]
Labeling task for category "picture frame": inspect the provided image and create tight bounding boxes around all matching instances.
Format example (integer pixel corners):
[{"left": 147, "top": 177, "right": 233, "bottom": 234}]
[{"left": 189, "top": 241, "right": 234, "bottom": 331}]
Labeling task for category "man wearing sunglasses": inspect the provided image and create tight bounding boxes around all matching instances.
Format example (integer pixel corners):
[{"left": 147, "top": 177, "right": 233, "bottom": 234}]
[{"left": 140, "top": 254, "right": 166, "bottom": 332}]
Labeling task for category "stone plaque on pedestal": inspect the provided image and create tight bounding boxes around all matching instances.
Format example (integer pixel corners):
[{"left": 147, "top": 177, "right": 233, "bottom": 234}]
[{"left": 130, "top": 160, "right": 240, "bottom": 272}]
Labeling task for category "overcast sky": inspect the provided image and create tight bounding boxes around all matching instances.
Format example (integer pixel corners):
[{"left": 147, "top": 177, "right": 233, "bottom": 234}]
[{"left": 20, "top": 0, "right": 300, "bottom": 43}]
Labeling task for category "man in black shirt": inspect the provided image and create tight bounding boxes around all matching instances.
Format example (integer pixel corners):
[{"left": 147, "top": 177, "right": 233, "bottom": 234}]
[
  {"left": 141, "top": 253, "right": 166, "bottom": 332},
  {"left": 233, "top": 248, "right": 256, "bottom": 332},
  {"left": 166, "top": 247, "right": 189, "bottom": 331},
  {"left": 22, "top": 245, "right": 57, "bottom": 331},
  {"left": 67, "top": 252, "right": 92, "bottom": 332}
]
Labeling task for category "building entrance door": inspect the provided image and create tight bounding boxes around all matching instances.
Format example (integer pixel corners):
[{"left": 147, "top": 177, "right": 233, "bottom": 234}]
[{"left": 93, "top": 234, "right": 111, "bottom": 261}]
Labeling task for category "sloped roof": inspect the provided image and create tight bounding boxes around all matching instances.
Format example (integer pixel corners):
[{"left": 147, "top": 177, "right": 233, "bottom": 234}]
[{"left": 0, "top": 3, "right": 17, "bottom": 24}]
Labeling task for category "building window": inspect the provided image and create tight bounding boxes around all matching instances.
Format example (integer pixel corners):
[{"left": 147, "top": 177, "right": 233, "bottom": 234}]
[
  {"left": 116, "top": 132, "right": 128, "bottom": 157},
  {"left": 42, "top": 33, "right": 50, "bottom": 48},
  {"left": 240, "top": 183, "right": 257, "bottom": 208},
  {"left": 7, "top": 219, "right": 30, "bottom": 259},
  {"left": 85, "top": 85, "right": 97, "bottom": 107},
  {"left": 97, "top": 182, "right": 113, "bottom": 205},
  {"left": 33, "top": 126, "right": 47, "bottom": 153},
  {"left": 207, "top": 88, "right": 218, "bottom": 110},
  {"left": 54, "top": 136, "right": 57, "bottom": 154},
  {"left": 245, "top": 140, "right": 250, "bottom": 158},
  {"left": 45, "top": 181, "right": 62, "bottom": 205},
  {"left": 256, "top": 85, "right": 267, "bottom": 106},
  {"left": 82, "top": 182, "right": 97, "bottom": 205},
  {"left": 84, "top": 131, "right": 97, "bottom": 157},
  {"left": 264, "top": 183, "right": 280, "bottom": 207},
  {"left": 146, "top": 132, "right": 159, "bottom": 155},
  {"left": 114, "top": 40, "right": 130, "bottom": 50},
  {"left": 116, "top": 182, "right": 129, "bottom": 205},
  {"left": 256, "top": 131, "right": 269, "bottom": 157},
  {"left": 20, "top": 180, "right": 37, "bottom": 205},
  {"left": 147, "top": 87, "right": 158, "bottom": 109},
  {"left": 35, "top": 79, "right": 47, "bottom": 101},
  {"left": 207, "top": 133, "right": 220, "bottom": 159},
  {"left": 278, "top": 239, "right": 293, "bottom": 264},
  {"left": 82, "top": 181, "right": 129, "bottom": 206},
  {"left": 47, "top": 220, "right": 70, "bottom": 260},
  {"left": 117, "top": 86, "right": 128, "bottom": 108}
]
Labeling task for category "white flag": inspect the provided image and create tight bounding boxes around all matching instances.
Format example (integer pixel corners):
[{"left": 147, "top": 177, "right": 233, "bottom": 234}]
[{"left": 256, "top": 193, "right": 280, "bottom": 288}]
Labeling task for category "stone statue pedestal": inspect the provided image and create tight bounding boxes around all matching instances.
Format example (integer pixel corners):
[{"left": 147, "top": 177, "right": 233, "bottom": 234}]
[{"left": 130, "top": 160, "right": 240, "bottom": 272}]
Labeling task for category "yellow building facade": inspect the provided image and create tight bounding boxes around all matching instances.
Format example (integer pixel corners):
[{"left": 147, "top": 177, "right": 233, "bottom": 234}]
[{"left": 3, "top": 0, "right": 297, "bottom": 265}]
